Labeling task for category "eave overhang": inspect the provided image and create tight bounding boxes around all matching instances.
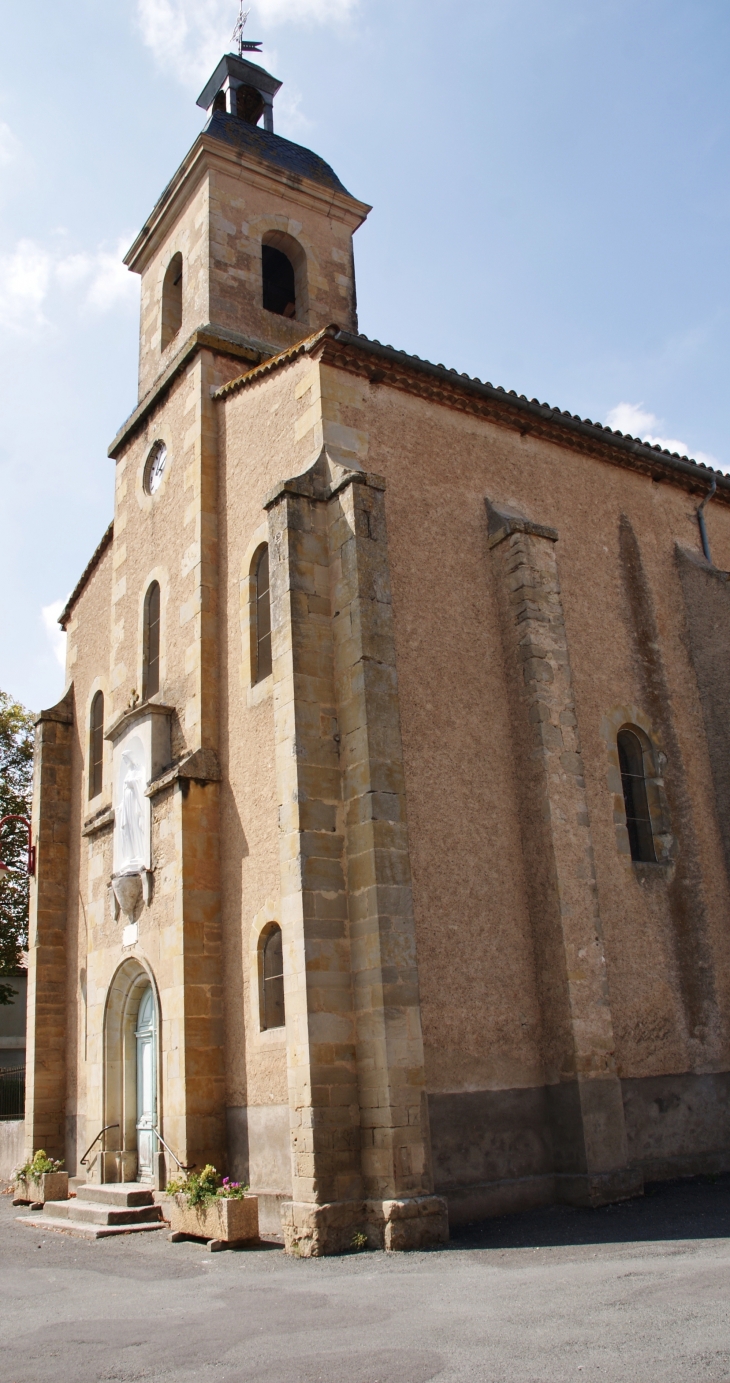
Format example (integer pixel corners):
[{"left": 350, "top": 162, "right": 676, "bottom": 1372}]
[{"left": 214, "top": 326, "right": 729, "bottom": 505}]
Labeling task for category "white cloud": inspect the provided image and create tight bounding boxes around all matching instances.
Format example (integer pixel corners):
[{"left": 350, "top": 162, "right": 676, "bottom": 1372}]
[
  {"left": 605, "top": 402, "right": 721, "bottom": 470},
  {"left": 42, "top": 600, "right": 68, "bottom": 670},
  {"left": 257, "top": 0, "right": 357, "bottom": 17},
  {"left": 0, "top": 237, "right": 138, "bottom": 335},
  {"left": 136, "top": 0, "right": 358, "bottom": 86},
  {"left": 0, "top": 240, "right": 52, "bottom": 331},
  {"left": 0, "top": 122, "right": 21, "bottom": 168},
  {"left": 59, "top": 239, "right": 140, "bottom": 314}
]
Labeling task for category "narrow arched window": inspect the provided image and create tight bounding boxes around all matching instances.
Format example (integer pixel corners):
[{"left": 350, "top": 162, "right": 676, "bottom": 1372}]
[
  {"left": 255, "top": 546, "right": 272, "bottom": 682},
  {"left": 262, "top": 245, "right": 296, "bottom": 319},
  {"left": 144, "top": 582, "right": 161, "bottom": 700},
  {"left": 618, "top": 728, "right": 655, "bottom": 862},
  {"left": 262, "top": 925, "right": 285, "bottom": 1030},
  {"left": 161, "top": 252, "right": 183, "bottom": 350},
  {"left": 89, "top": 691, "right": 104, "bottom": 799}
]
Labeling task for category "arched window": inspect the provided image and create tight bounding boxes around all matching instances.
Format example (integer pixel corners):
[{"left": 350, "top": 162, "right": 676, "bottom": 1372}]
[
  {"left": 254, "top": 546, "right": 272, "bottom": 682},
  {"left": 261, "top": 925, "right": 285, "bottom": 1030},
  {"left": 143, "top": 582, "right": 161, "bottom": 700},
  {"left": 617, "top": 728, "right": 656, "bottom": 863},
  {"left": 161, "top": 252, "right": 183, "bottom": 350},
  {"left": 89, "top": 691, "right": 104, "bottom": 799},
  {"left": 262, "top": 244, "right": 296, "bottom": 318}
]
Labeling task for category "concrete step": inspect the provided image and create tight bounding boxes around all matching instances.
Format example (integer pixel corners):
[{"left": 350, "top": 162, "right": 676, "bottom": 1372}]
[
  {"left": 43, "top": 1199, "right": 163, "bottom": 1227},
  {"left": 75, "top": 1183, "right": 156, "bottom": 1208},
  {"left": 16, "top": 1214, "right": 164, "bottom": 1241}
]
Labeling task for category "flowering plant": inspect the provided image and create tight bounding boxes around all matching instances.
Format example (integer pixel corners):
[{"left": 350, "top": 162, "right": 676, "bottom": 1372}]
[
  {"left": 217, "top": 1177, "right": 248, "bottom": 1200},
  {"left": 167, "top": 1165, "right": 249, "bottom": 1207},
  {"left": 14, "top": 1150, "right": 65, "bottom": 1185}
]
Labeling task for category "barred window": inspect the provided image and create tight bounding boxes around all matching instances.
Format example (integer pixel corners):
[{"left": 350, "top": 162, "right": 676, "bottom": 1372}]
[
  {"left": 144, "top": 582, "right": 161, "bottom": 700},
  {"left": 255, "top": 546, "right": 272, "bottom": 682},
  {"left": 262, "top": 926, "right": 285, "bottom": 1030},
  {"left": 618, "top": 728, "right": 656, "bottom": 863},
  {"left": 89, "top": 691, "right": 104, "bottom": 799}
]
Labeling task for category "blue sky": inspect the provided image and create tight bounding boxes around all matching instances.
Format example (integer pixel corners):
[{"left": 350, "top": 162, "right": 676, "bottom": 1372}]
[{"left": 1, "top": 0, "right": 729, "bottom": 712}]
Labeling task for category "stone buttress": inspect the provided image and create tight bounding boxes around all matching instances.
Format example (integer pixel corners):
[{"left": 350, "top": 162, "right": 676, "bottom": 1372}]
[
  {"left": 265, "top": 448, "right": 448, "bottom": 1254},
  {"left": 24, "top": 688, "right": 74, "bottom": 1162},
  {"left": 487, "top": 503, "right": 642, "bottom": 1205}
]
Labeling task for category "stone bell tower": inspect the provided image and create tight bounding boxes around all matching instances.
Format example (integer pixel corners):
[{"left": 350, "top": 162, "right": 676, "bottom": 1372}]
[{"left": 124, "top": 50, "right": 372, "bottom": 400}]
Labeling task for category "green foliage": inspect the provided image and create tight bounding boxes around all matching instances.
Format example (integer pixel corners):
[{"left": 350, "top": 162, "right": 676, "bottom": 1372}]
[
  {"left": 168, "top": 1164, "right": 221, "bottom": 1207},
  {"left": 167, "top": 1164, "right": 249, "bottom": 1207},
  {"left": 0, "top": 691, "right": 34, "bottom": 1005},
  {"left": 351, "top": 1230, "right": 368, "bottom": 1251},
  {"left": 15, "top": 1149, "right": 64, "bottom": 1183}
]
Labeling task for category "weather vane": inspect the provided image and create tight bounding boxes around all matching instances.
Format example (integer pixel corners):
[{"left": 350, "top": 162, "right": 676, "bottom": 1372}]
[{"left": 232, "top": 3, "right": 262, "bottom": 57}]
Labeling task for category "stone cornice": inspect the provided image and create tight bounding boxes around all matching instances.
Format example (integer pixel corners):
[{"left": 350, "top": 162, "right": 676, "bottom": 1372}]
[
  {"left": 146, "top": 748, "right": 221, "bottom": 797},
  {"left": 81, "top": 805, "right": 115, "bottom": 838},
  {"left": 486, "top": 502, "right": 559, "bottom": 549},
  {"left": 104, "top": 700, "right": 174, "bottom": 745},
  {"left": 35, "top": 686, "right": 74, "bottom": 727},
  {"left": 125, "top": 132, "right": 370, "bottom": 276},
  {"left": 108, "top": 324, "right": 265, "bottom": 460}
]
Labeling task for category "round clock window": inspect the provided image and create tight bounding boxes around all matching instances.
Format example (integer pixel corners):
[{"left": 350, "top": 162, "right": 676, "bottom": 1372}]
[{"left": 145, "top": 442, "right": 168, "bottom": 495}]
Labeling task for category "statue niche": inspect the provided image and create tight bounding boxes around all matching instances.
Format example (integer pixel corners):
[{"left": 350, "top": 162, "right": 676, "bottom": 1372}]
[{"left": 112, "top": 732, "right": 152, "bottom": 921}]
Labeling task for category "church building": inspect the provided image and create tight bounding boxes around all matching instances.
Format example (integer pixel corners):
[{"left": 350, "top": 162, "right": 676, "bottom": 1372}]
[{"left": 25, "top": 46, "right": 730, "bottom": 1254}]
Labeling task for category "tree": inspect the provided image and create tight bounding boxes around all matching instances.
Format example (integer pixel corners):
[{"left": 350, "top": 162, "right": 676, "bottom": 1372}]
[{"left": 0, "top": 691, "right": 34, "bottom": 1005}]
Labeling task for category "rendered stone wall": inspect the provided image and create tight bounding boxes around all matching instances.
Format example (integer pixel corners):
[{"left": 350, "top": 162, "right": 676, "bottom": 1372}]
[{"left": 304, "top": 349, "right": 730, "bottom": 1203}]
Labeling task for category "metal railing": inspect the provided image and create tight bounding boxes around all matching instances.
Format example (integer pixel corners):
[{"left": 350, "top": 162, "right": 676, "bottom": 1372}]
[
  {"left": 77, "top": 1121, "right": 192, "bottom": 1176},
  {"left": 151, "top": 1125, "right": 193, "bottom": 1173},
  {"left": 80, "top": 1123, "right": 120, "bottom": 1167},
  {"left": 0, "top": 1065, "right": 25, "bottom": 1121}
]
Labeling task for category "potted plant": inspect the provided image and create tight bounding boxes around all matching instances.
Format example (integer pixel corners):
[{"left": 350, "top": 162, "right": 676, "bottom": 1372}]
[
  {"left": 13, "top": 1150, "right": 69, "bottom": 1207},
  {"left": 167, "top": 1165, "right": 258, "bottom": 1250}
]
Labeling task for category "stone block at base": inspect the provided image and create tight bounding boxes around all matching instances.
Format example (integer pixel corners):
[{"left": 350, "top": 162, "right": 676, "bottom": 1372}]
[
  {"left": 168, "top": 1195, "right": 259, "bottom": 1244},
  {"left": 282, "top": 1195, "right": 449, "bottom": 1257},
  {"left": 372, "top": 1195, "right": 450, "bottom": 1253},
  {"left": 13, "top": 1172, "right": 69, "bottom": 1206}
]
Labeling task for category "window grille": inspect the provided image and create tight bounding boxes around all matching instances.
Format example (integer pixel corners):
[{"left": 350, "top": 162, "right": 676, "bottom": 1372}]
[
  {"left": 0, "top": 1065, "right": 25, "bottom": 1121},
  {"left": 255, "top": 547, "right": 272, "bottom": 682},
  {"left": 262, "top": 926, "right": 285, "bottom": 1030},
  {"left": 89, "top": 691, "right": 104, "bottom": 799},
  {"left": 144, "top": 582, "right": 161, "bottom": 699},
  {"left": 617, "top": 728, "right": 656, "bottom": 863}
]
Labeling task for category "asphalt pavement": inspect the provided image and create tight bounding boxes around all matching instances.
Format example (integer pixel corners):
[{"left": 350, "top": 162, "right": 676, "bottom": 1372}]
[{"left": 1, "top": 1175, "right": 729, "bottom": 1382}]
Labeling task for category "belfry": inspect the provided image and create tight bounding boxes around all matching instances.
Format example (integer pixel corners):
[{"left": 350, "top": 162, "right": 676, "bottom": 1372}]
[{"left": 25, "top": 35, "right": 730, "bottom": 1253}]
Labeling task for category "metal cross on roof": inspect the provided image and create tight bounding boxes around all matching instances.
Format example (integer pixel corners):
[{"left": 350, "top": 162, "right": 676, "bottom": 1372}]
[{"left": 232, "top": 3, "right": 262, "bottom": 56}]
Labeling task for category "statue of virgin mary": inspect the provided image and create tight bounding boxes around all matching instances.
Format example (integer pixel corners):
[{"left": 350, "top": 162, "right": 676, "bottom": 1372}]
[{"left": 116, "top": 747, "right": 146, "bottom": 873}]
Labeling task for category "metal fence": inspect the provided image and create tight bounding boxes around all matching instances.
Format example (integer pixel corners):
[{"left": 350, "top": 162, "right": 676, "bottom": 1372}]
[{"left": 0, "top": 1065, "right": 25, "bottom": 1121}]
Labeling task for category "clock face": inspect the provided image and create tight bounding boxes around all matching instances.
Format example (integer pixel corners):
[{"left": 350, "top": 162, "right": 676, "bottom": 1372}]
[{"left": 145, "top": 442, "right": 168, "bottom": 495}]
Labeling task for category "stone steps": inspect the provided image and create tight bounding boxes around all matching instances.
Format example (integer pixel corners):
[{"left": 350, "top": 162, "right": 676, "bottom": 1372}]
[{"left": 16, "top": 1182, "right": 166, "bottom": 1240}]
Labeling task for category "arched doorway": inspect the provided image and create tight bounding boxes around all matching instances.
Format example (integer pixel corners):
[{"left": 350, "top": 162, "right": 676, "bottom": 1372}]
[{"left": 104, "top": 959, "right": 160, "bottom": 1184}]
